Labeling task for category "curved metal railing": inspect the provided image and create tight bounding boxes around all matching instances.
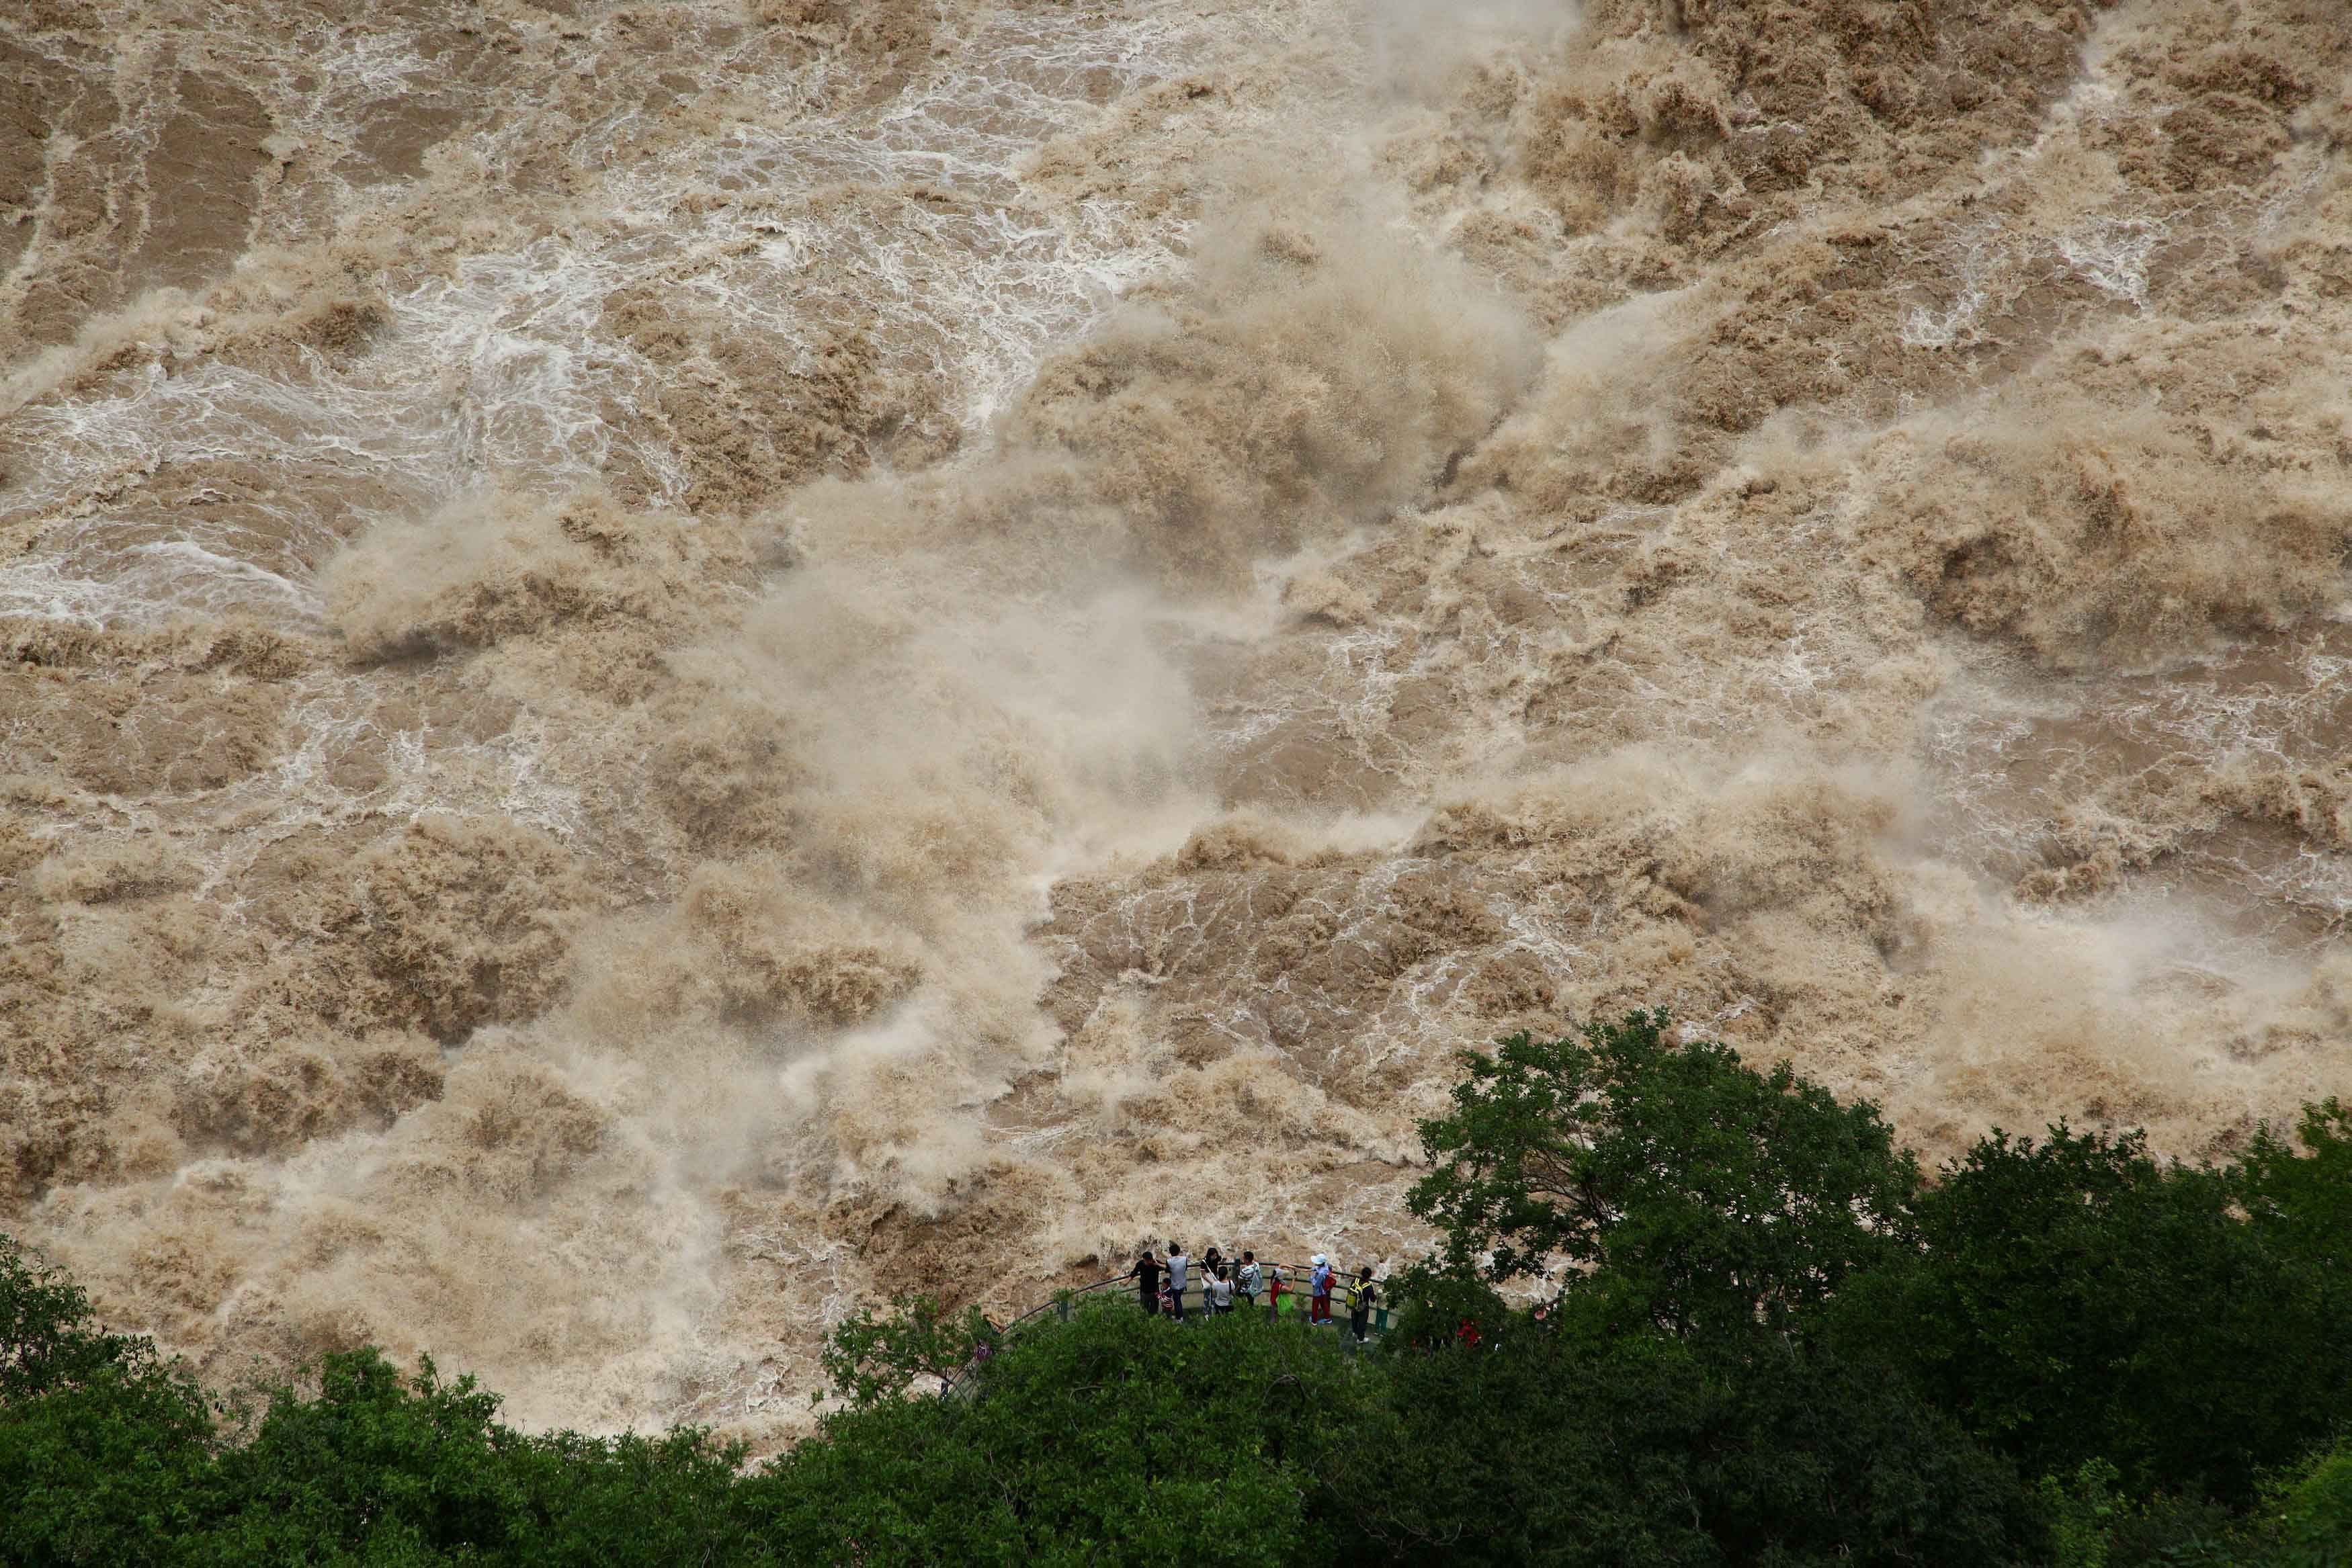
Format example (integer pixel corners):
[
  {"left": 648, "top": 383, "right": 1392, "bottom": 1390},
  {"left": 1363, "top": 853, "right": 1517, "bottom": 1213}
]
[{"left": 941, "top": 1260, "right": 1397, "bottom": 1396}]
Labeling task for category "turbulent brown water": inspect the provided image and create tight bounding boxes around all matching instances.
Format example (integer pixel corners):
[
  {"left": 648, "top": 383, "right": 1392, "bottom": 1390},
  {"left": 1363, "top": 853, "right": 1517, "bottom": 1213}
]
[{"left": 3, "top": 0, "right": 2348, "bottom": 1442}]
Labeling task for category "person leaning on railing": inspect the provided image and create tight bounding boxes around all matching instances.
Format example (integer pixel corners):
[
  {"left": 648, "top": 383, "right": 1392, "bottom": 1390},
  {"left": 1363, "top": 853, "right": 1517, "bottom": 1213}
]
[{"left": 1129, "top": 1247, "right": 1162, "bottom": 1316}]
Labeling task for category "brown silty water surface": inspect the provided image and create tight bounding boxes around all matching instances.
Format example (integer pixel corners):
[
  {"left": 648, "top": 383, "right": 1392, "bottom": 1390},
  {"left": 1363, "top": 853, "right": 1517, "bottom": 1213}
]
[{"left": 2, "top": 0, "right": 2349, "bottom": 1443}]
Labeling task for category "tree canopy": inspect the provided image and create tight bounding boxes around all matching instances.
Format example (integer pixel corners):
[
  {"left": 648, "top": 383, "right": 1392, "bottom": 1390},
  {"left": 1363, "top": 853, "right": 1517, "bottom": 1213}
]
[
  {"left": 1406, "top": 1010, "right": 1917, "bottom": 1338},
  {"left": 5, "top": 1013, "right": 2349, "bottom": 1565},
  {"left": 1829, "top": 1119, "right": 2352, "bottom": 1504}
]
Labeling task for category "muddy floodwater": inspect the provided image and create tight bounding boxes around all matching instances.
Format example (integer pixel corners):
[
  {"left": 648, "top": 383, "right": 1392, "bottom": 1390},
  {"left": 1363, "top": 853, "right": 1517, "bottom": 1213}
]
[{"left": 2, "top": 0, "right": 2348, "bottom": 1444}]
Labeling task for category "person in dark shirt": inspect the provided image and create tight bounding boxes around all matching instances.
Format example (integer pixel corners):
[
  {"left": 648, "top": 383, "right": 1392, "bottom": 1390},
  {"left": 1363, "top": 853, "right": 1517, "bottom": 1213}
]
[
  {"left": 1133, "top": 1248, "right": 1162, "bottom": 1315},
  {"left": 1348, "top": 1268, "right": 1377, "bottom": 1342}
]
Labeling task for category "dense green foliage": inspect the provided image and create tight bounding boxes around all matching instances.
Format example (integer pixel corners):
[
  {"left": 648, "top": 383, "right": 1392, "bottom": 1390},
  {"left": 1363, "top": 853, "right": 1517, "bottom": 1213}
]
[
  {"left": 5, "top": 1016, "right": 2348, "bottom": 1565},
  {"left": 0, "top": 1238, "right": 215, "bottom": 1567},
  {"left": 1398, "top": 1020, "right": 2352, "bottom": 1562},
  {"left": 759, "top": 1307, "right": 1365, "bottom": 1564},
  {"left": 816, "top": 1291, "right": 995, "bottom": 1409},
  {"left": 1406, "top": 1010, "right": 1917, "bottom": 1338},
  {"left": 1324, "top": 1317, "right": 2040, "bottom": 1566},
  {"left": 0, "top": 1239, "right": 758, "bottom": 1568},
  {"left": 1828, "top": 1121, "right": 2350, "bottom": 1503}
]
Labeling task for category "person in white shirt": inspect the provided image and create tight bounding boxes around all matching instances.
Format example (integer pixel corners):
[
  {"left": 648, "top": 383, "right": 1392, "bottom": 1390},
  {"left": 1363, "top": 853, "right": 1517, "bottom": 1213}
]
[
  {"left": 1165, "top": 1242, "right": 1189, "bottom": 1321},
  {"left": 1208, "top": 1265, "right": 1234, "bottom": 1314}
]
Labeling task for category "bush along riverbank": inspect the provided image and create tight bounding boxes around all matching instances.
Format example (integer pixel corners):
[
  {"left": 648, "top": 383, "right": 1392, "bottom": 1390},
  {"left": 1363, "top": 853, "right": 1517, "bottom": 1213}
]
[{"left": 6, "top": 1011, "right": 2349, "bottom": 1565}]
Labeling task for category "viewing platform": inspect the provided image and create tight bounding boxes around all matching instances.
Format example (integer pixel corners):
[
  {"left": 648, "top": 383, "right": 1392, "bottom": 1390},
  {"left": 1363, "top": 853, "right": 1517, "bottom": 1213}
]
[{"left": 945, "top": 1262, "right": 1398, "bottom": 1395}]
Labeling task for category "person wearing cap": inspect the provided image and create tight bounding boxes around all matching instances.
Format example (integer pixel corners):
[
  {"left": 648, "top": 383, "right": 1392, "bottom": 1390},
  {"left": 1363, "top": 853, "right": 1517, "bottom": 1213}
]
[{"left": 1309, "top": 1254, "right": 1334, "bottom": 1325}]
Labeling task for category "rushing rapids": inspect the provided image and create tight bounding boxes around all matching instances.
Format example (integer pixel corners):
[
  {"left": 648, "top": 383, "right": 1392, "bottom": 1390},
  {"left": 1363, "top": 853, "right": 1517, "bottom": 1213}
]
[{"left": 2, "top": 0, "right": 2348, "bottom": 1445}]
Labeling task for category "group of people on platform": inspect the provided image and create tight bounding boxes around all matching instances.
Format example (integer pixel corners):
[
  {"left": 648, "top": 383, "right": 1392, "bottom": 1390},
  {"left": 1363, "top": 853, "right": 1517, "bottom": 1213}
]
[{"left": 1128, "top": 1243, "right": 1380, "bottom": 1341}]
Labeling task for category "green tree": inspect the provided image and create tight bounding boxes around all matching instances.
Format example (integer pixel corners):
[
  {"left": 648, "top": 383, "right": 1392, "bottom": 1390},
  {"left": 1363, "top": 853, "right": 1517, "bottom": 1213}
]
[
  {"left": 192, "top": 1348, "right": 771, "bottom": 1567},
  {"left": 1699, "top": 1342, "right": 2044, "bottom": 1566},
  {"left": 817, "top": 1292, "right": 997, "bottom": 1409},
  {"left": 1835, "top": 1124, "right": 2345, "bottom": 1504},
  {"left": 194, "top": 1349, "right": 530, "bottom": 1563},
  {"left": 11, "top": 1065, "right": 2352, "bottom": 1565},
  {"left": 2038, "top": 1458, "right": 2126, "bottom": 1568},
  {"left": 1372, "top": 1265, "right": 1511, "bottom": 1351},
  {"left": 2238, "top": 1100, "right": 2352, "bottom": 1293},
  {"left": 1318, "top": 1319, "right": 2042, "bottom": 1566},
  {"left": 0, "top": 1237, "right": 216, "bottom": 1567},
  {"left": 479, "top": 1426, "right": 770, "bottom": 1568},
  {"left": 2, "top": 1238, "right": 136, "bottom": 1403},
  {"left": 1407, "top": 1011, "right": 1918, "bottom": 1340},
  {"left": 1320, "top": 1330, "right": 1720, "bottom": 1566},
  {"left": 2269, "top": 1435, "right": 2352, "bottom": 1568},
  {"left": 749, "top": 1300, "right": 1367, "bottom": 1566}
]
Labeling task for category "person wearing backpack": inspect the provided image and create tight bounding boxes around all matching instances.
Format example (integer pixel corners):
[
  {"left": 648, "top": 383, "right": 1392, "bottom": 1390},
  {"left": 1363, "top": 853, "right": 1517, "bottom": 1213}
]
[
  {"left": 1237, "top": 1252, "right": 1263, "bottom": 1310},
  {"left": 1348, "top": 1268, "right": 1377, "bottom": 1342}
]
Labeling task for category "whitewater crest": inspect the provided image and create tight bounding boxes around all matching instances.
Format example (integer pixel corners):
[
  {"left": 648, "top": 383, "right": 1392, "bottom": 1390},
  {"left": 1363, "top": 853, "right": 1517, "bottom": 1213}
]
[{"left": 2, "top": 0, "right": 2348, "bottom": 1444}]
